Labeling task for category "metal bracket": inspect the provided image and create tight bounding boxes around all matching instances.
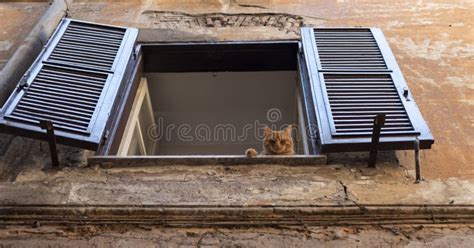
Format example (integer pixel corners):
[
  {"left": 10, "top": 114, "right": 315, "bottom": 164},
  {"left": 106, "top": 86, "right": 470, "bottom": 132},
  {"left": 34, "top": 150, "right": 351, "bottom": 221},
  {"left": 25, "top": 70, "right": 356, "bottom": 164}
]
[
  {"left": 414, "top": 137, "right": 421, "bottom": 183},
  {"left": 402, "top": 87, "right": 410, "bottom": 101},
  {"left": 368, "top": 114, "right": 385, "bottom": 168},
  {"left": 16, "top": 76, "right": 28, "bottom": 92},
  {"left": 39, "top": 120, "right": 59, "bottom": 168}
]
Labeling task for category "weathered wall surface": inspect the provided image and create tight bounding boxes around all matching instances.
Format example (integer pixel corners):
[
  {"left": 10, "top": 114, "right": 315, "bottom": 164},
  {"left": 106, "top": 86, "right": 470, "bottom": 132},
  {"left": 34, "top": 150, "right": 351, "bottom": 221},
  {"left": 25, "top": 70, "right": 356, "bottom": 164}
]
[
  {"left": 66, "top": 0, "right": 473, "bottom": 179},
  {"left": 1, "top": 225, "right": 474, "bottom": 247},
  {"left": 0, "top": 1, "right": 472, "bottom": 246},
  {"left": 0, "top": 0, "right": 472, "bottom": 180},
  {"left": 0, "top": 2, "right": 48, "bottom": 71}
]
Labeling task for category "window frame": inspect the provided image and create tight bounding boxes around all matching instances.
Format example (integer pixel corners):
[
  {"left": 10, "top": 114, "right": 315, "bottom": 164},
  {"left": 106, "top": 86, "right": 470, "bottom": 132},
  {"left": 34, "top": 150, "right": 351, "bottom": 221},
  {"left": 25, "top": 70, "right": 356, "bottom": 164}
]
[{"left": 97, "top": 40, "right": 322, "bottom": 156}]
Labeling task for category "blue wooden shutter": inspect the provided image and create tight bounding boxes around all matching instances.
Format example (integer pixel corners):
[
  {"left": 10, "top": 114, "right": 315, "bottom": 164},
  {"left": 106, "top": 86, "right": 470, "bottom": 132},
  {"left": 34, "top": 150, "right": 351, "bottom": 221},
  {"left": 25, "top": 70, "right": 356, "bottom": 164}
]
[
  {"left": 0, "top": 19, "right": 138, "bottom": 150},
  {"left": 300, "top": 27, "right": 434, "bottom": 152}
]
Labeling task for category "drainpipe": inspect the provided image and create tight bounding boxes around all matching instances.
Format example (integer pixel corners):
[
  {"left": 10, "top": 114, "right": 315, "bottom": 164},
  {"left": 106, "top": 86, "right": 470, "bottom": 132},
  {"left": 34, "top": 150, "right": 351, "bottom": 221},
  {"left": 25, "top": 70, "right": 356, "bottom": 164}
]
[{"left": 0, "top": 0, "right": 70, "bottom": 107}]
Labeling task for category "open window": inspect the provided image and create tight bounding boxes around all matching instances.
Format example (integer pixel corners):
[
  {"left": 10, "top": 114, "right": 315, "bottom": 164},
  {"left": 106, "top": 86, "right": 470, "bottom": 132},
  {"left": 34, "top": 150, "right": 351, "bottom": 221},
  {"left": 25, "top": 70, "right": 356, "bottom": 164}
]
[
  {"left": 0, "top": 18, "right": 433, "bottom": 166},
  {"left": 103, "top": 41, "right": 315, "bottom": 157}
]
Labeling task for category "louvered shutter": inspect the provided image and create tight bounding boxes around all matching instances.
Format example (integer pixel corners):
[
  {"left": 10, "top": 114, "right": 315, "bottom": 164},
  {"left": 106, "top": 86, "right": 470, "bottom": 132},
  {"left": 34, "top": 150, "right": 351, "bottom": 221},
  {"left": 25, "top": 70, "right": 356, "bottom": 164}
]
[
  {"left": 0, "top": 19, "right": 138, "bottom": 150},
  {"left": 300, "top": 27, "right": 434, "bottom": 152}
]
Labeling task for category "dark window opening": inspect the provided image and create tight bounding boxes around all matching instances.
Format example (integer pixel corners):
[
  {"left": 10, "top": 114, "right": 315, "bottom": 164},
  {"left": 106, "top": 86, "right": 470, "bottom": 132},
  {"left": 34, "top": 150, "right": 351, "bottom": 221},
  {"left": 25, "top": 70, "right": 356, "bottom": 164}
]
[{"left": 109, "top": 41, "right": 317, "bottom": 156}]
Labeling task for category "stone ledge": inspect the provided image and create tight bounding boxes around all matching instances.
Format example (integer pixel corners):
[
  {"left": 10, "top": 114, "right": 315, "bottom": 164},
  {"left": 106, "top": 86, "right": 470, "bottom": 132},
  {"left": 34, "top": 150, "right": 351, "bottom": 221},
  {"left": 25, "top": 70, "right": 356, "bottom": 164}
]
[{"left": 88, "top": 155, "right": 327, "bottom": 168}]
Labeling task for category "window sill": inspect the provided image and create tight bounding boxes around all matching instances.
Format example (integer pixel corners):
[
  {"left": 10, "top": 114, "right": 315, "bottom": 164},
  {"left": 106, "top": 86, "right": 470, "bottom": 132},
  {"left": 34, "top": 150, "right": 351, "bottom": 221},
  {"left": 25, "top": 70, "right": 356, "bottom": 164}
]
[{"left": 88, "top": 155, "right": 327, "bottom": 168}]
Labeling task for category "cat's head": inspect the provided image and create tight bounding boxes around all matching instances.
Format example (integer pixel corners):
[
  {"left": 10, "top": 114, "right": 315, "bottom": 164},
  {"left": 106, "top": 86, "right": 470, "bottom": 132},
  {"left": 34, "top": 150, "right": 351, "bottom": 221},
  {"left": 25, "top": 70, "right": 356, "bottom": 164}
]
[{"left": 263, "top": 125, "right": 294, "bottom": 154}]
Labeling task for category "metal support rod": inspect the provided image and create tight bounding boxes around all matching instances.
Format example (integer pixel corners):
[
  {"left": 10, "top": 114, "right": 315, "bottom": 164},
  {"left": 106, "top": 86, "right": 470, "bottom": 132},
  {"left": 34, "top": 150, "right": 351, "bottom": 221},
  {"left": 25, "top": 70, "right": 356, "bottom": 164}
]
[
  {"left": 414, "top": 137, "right": 421, "bottom": 183},
  {"left": 39, "top": 120, "right": 59, "bottom": 168},
  {"left": 368, "top": 114, "right": 385, "bottom": 168}
]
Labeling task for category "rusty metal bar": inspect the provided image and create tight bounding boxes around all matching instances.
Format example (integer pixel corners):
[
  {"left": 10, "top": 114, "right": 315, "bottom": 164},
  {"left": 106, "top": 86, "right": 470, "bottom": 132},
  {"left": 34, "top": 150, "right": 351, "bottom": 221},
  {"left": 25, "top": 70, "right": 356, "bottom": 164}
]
[
  {"left": 368, "top": 114, "right": 385, "bottom": 168},
  {"left": 415, "top": 137, "right": 421, "bottom": 183},
  {"left": 39, "top": 120, "right": 59, "bottom": 168}
]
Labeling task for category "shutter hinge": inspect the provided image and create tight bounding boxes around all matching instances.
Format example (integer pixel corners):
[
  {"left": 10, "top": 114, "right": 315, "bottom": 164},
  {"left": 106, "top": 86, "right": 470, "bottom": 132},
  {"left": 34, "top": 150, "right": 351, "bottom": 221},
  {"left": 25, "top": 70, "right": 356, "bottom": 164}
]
[
  {"left": 133, "top": 45, "right": 140, "bottom": 60},
  {"left": 16, "top": 76, "right": 28, "bottom": 92},
  {"left": 402, "top": 87, "right": 410, "bottom": 101},
  {"left": 102, "top": 130, "right": 110, "bottom": 145}
]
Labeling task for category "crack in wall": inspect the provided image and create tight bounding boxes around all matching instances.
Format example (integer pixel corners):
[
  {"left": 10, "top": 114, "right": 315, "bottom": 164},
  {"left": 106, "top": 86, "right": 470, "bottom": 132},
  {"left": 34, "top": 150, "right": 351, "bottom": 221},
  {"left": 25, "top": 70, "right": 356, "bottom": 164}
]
[
  {"left": 338, "top": 180, "right": 366, "bottom": 212},
  {"left": 232, "top": 0, "right": 267, "bottom": 9},
  {"left": 142, "top": 10, "right": 304, "bottom": 34}
]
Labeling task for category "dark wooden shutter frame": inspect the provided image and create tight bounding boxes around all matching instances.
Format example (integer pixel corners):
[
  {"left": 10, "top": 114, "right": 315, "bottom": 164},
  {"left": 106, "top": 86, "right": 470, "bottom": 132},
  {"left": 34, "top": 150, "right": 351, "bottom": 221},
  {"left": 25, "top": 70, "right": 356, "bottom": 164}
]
[
  {"left": 301, "top": 27, "right": 434, "bottom": 152},
  {"left": 0, "top": 18, "right": 138, "bottom": 150}
]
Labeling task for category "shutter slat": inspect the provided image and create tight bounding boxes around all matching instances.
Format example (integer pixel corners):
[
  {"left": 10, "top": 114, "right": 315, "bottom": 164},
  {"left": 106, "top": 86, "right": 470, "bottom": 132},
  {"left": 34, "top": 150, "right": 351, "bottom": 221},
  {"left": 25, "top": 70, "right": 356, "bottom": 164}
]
[
  {"left": 26, "top": 90, "right": 97, "bottom": 107},
  {"left": 21, "top": 98, "right": 95, "bottom": 114},
  {"left": 29, "top": 84, "right": 101, "bottom": 100},
  {"left": 33, "top": 81, "right": 102, "bottom": 96},
  {"left": 65, "top": 29, "right": 124, "bottom": 40},
  {"left": 35, "top": 76, "right": 104, "bottom": 91},
  {"left": 62, "top": 34, "right": 123, "bottom": 45},
  {"left": 12, "top": 108, "right": 90, "bottom": 127},
  {"left": 41, "top": 67, "right": 107, "bottom": 81},
  {"left": 332, "top": 130, "right": 420, "bottom": 137},
  {"left": 16, "top": 103, "right": 93, "bottom": 121},
  {"left": 56, "top": 44, "right": 118, "bottom": 56},
  {"left": 333, "top": 114, "right": 408, "bottom": 119},
  {"left": 6, "top": 115, "right": 90, "bottom": 135},
  {"left": 50, "top": 50, "right": 115, "bottom": 62},
  {"left": 61, "top": 36, "right": 122, "bottom": 47},
  {"left": 54, "top": 47, "right": 117, "bottom": 60},
  {"left": 68, "top": 22, "right": 125, "bottom": 35},
  {"left": 335, "top": 119, "right": 411, "bottom": 123}
]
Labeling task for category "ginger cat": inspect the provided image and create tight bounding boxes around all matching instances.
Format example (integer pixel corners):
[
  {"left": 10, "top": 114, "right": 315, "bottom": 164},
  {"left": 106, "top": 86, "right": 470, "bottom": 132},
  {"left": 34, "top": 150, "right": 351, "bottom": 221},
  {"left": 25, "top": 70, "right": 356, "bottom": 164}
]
[{"left": 245, "top": 125, "right": 295, "bottom": 157}]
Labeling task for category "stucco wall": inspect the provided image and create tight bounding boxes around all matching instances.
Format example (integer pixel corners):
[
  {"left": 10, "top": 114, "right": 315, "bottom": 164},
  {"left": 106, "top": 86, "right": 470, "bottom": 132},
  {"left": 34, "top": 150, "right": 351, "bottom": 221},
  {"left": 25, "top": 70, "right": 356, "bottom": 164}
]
[{"left": 0, "top": 0, "right": 472, "bottom": 179}]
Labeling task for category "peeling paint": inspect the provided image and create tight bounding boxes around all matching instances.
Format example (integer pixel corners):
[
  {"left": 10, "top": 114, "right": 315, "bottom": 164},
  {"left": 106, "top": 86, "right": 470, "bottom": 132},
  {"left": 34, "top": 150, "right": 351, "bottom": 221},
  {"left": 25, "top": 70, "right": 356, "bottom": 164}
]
[{"left": 0, "top": 40, "right": 12, "bottom": 51}]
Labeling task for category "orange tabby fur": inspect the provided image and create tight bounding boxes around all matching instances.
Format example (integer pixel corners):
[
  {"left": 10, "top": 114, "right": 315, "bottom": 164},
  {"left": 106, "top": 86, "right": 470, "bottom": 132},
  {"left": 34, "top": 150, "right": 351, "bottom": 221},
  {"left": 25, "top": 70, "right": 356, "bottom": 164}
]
[{"left": 245, "top": 125, "right": 295, "bottom": 157}]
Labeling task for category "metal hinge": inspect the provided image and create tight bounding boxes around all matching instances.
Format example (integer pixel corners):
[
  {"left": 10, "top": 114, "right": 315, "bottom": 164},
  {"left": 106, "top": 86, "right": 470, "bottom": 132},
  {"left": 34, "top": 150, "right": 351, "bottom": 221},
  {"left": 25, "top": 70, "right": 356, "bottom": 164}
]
[
  {"left": 133, "top": 45, "right": 140, "bottom": 60},
  {"left": 16, "top": 76, "right": 29, "bottom": 92},
  {"left": 402, "top": 87, "right": 410, "bottom": 101},
  {"left": 298, "top": 42, "right": 303, "bottom": 54},
  {"left": 101, "top": 130, "right": 110, "bottom": 145}
]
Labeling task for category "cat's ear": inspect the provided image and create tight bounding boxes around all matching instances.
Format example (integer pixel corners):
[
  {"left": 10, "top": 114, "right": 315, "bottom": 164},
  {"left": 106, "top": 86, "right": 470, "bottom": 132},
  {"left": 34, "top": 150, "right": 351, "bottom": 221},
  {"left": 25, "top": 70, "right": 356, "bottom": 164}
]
[
  {"left": 263, "top": 126, "right": 272, "bottom": 136},
  {"left": 285, "top": 125, "right": 293, "bottom": 135}
]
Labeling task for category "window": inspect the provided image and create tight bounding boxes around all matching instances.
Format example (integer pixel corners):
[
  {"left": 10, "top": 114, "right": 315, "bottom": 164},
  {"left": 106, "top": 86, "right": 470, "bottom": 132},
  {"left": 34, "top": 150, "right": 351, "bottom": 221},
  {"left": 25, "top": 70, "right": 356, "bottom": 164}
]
[
  {"left": 117, "top": 78, "right": 156, "bottom": 156},
  {"left": 107, "top": 41, "right": 316, "bottom": 157},
  {"left": 0, "top": 18, "right": 433, "bottom": 166}
]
